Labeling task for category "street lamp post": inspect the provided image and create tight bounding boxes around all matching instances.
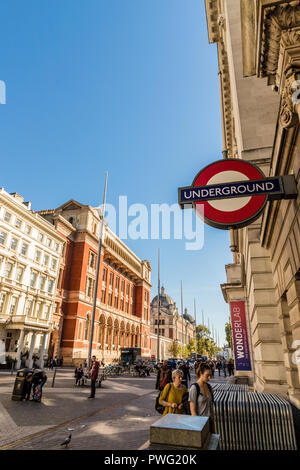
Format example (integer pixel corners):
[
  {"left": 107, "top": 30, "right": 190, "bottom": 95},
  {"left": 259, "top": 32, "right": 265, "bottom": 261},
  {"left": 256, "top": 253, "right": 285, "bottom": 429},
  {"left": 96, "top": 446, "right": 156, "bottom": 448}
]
[{"left": 87, "top": 172, "right": 108, "bottom": 368}]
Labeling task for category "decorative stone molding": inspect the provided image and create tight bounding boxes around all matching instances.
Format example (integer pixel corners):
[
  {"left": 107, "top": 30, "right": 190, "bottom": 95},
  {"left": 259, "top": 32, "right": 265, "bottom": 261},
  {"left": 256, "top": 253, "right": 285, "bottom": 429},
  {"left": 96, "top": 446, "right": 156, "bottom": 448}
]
[
  {"left": 205, "top": 0, "right": 220, "bottom": 44},
  {"left": 279, "top": 64, "right": 300, "bottom": 127},
  {"left": 259, "top": 1, "right": 300, "bottom": 82}
]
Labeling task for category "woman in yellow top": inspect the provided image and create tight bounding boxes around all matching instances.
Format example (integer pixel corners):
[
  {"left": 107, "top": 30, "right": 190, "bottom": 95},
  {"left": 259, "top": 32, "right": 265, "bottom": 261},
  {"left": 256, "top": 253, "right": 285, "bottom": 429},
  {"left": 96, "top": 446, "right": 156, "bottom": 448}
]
[{"left": 159, "top": 369, "right": 187, "bottom": 416}]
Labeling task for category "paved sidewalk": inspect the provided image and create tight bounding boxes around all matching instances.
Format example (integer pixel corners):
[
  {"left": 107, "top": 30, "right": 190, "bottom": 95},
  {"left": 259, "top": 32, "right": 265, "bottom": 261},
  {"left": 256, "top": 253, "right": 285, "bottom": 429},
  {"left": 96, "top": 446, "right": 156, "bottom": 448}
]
[
  {"left": 0, "top": 368, "right": 231, "bottom": 450},
  {"left": 0, "top": 368, "right": 156, "bottom": 449}
]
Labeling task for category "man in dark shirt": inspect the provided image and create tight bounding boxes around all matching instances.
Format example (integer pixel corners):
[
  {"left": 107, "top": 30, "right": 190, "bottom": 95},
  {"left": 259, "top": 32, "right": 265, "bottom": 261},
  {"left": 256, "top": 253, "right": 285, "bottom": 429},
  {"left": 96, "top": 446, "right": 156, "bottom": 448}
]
[{"left": 88, "top": 356, "right": 99, "bottom": 399}]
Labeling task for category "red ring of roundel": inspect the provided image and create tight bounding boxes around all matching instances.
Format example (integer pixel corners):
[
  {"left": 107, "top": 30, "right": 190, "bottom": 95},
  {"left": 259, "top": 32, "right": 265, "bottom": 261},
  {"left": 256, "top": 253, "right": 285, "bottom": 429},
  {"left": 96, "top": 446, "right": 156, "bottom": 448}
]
[{"left": 193, "top": 160, "right": 267, "bottom": 224}]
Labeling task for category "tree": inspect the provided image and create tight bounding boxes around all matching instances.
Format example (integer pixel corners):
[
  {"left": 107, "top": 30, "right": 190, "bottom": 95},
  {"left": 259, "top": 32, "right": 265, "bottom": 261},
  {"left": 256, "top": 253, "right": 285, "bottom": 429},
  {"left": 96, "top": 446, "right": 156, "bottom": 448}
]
[
  {"left": 196, "top": 324, "right": 221, "bottom": 358},
  {"left": 225, "top": 321, "right": 233, "bottom": 351},
  {"left": 184, "top": 338, "right": 196, "bottom": 358},
  {"left": 168, "top": 341, "right": 182, "bottom": 358}
]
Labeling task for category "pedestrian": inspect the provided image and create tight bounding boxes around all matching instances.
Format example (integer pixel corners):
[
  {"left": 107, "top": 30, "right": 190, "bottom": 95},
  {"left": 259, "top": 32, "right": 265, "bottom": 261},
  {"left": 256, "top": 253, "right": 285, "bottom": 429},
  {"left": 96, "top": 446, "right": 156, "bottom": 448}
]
[
  {"left": 84, "top": 359, "right": 87, "bottom": 368},
  {"left": 221, "top": 360, "right": 227, "bottom": 377},
  {"left": 88, "top": 356, "right": 99, "bottom": 399},
  {"left": 185, "top": 361, "right": 191, "bottom": 382},
  {"left": 155, "top": 360, "right": 172, "bottom": 391},
  {"left": 189, "top": 363, "right": 215, "bottom": 432},
  {"left": 21, "top": 373, "right": 33, "bottom": 401},
  {"left": 75, "top": 364, "right": 84, "bottom": 386},
  {"left": 209, "top": 360, "right": 215, "bottom": 377},
  {"left": 228, "top": 359, "right": 234, "bottom": 376},
  {"left": 179, "top": 362, "right": 189, "bottom": 388},
  {"left": 216, "top": 360, "right": 221, "bottom": 376},
  {"left": 159, "top": 369, "right": 187, "bottom": 416},
  {"left": 31, "top": 370, "right": 47, "bottom": 402}
]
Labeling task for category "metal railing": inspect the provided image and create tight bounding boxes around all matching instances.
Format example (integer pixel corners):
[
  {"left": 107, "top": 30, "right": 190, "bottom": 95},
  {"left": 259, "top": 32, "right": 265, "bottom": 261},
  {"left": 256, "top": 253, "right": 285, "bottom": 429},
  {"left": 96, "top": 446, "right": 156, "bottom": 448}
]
[{"left": 212, "top": 384, "right": 297, "bottom": 450}]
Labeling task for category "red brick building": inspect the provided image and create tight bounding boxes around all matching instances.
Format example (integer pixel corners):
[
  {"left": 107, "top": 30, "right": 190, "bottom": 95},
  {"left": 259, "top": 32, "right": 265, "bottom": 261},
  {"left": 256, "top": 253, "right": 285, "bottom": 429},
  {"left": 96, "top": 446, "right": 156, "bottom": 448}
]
[{"left": 39, "top": 200, "right": 151, "bottom": 365}]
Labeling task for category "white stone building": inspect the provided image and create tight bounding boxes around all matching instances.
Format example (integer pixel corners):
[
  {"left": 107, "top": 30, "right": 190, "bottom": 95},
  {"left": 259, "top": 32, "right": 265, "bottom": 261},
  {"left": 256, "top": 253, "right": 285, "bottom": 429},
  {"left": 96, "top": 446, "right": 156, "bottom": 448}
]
[
  {"left": 205, "top": 0, "right": 300, "bottom": 408},
  {"left": 150, "top": 286, "right": 196, "bottom": 360},
  {"left": 0, "top": 190, "right": 65, "bottom": 369}
]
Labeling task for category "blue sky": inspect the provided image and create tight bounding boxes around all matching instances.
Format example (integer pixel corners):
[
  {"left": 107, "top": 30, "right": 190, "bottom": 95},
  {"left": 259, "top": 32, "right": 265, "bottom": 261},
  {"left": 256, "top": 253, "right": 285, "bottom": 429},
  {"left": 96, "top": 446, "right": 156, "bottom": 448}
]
[{"left": 0, "top": 0, "right": 232, "bottom": 345}]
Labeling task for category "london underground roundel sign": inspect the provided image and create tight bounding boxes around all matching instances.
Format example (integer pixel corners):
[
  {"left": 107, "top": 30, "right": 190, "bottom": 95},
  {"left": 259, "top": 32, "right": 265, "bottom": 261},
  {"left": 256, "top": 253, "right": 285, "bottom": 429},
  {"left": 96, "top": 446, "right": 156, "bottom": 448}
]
[{"left": 178, "top": 159, "right": 297, "bottom": 230}]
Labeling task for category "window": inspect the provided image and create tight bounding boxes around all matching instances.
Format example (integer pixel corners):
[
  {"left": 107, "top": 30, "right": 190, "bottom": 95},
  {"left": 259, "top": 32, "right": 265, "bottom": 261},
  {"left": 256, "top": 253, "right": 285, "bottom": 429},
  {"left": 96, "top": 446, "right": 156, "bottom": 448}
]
[
  {"left": 109, "top": 272, "right": 114, "bottom": 286},
  {"left": 48, "top": 279, "right": 54, "bottom": 293},
  {"left": 25, "top": 225, "right": 31, "bottom": 235},
  {"left": 35, "top": 303, "right": 41, "bottom": 318},
  {"left": 39, "top": 276, "right": 46, "bottom": 290},
  {"left": 121, "top": 280, "right": 125, "bottom": 294},
  {"left": 4, "top": 262, "right": 13, "bottom": 279},
  {"left": 54, "top": 242, "right": 59, "bottom": 252},
  {"left": 4, "top": 212, "right": 11, "bottom": 222},
  {"left": 10, "top": 237, "right": 18, "bottom": 251},
  {"left": 89, "top": 251, "right": 96, "bottom": 268},
  {"left": 43, "top": 305, "right": 50, "bottom": 320},
  {"left": 101, "top": 287, "right": 106, "bottom": 303},
  {"left": 15, "top": 266, "right": 23, "bottom": 283},
  {"left": 21, "top": 243, "right": 28, "bottom": 256},
  {"left": 38, "top": 233, "right": 43, "bottom": 243},
  {"left": 120, "top": 298, "right": 124, "bottom": 311},
  {"left": 46, "top": 238, "right": 51, "bottom": 247},
  {"left": 102, "top": 267, "right": 107, "bottom": 282},
  {"left": 34, "top": 250, "right": 41, "bottom": 263},
  {"left": 126, "top": 283, "right": 130, "bottom": 295},
  {"left": 108, "top": 291, "right": 113, "bottom": 306},
  {"left": 9, "top": 297, "right": 17, "bottom": 315},
  {"left": 0, "top": 294, "right": 6, "bottom": 313},
  {"left": 51, "top": 258, "right": 57, "bottom": 270},
  {"left": 24, "top": 300, "right": 32, "bottom": 316},
  {"left": 43, "top": 254, "right": 49, "bottom": 266},
  {"left": 15, "top": 218, "right": 22, "bottom": 228},
  {"left": 86, "top": 277, "right": 93, "bottom": 297},
  {"left": 30, "top": 271, "right": 37, "bottom": 287},
  {"left": 0, "top": 231, "right": 7, "bottom": 245}
]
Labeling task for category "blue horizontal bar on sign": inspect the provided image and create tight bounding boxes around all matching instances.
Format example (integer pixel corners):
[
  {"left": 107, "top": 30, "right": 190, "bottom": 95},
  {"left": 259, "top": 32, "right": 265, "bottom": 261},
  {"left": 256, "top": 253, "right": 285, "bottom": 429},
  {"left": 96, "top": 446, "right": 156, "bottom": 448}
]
[{"left": 178, "top": 177, "right": 283, "bottom": 204}]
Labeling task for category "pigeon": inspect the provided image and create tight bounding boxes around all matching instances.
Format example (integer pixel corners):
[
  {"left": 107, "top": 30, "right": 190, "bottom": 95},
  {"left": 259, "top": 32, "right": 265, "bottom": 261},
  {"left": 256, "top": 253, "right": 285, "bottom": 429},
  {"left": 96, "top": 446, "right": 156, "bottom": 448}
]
[{"left": 60, "top": 433, "right": 72, "bottom": 448}]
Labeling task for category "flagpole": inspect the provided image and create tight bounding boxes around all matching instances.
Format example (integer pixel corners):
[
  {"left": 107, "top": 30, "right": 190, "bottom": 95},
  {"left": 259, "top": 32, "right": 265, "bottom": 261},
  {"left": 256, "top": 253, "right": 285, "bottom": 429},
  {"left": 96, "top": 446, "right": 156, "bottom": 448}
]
[
  {"left": 88, "top": 172, "right": 108, "bottom": 368},
  {"left": 156, "top": 249, "right": 160, "bottom": 362},
  {"left": 194, "top": 299, "right": 197, "bottom": 356},
  {"left": 181, "top": 281, "right": 184, "bottom": 359}
]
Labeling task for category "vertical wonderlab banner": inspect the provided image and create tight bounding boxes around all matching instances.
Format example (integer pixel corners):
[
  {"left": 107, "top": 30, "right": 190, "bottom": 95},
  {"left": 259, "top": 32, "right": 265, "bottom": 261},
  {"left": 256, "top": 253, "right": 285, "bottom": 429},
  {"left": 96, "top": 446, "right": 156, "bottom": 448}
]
[{"left": 229, "top": 301, "right": 252, "bottom": 371}]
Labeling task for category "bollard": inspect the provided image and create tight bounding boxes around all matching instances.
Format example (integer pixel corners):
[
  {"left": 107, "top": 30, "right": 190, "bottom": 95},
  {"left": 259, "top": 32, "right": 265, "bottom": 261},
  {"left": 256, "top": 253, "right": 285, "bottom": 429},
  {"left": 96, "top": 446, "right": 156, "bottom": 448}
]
[
  {"left": 10, "top": 362, "right": 14, "bottom": 375},
  {"left": 51, "top": 367, "right": 57, "bottom": 387}
]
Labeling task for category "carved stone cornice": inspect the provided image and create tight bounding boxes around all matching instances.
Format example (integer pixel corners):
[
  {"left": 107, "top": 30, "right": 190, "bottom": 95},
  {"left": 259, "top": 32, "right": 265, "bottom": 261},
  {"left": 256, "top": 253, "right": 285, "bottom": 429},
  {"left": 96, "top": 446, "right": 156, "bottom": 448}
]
[
  {"left": 279, "top": 63, "right": 300, "bottom": 127},
  {"left": 258, "top": 1, "right": 300, "bottom": 82},
  {"left": 205, "top": 0, "right": 220, "bottom": 44}
]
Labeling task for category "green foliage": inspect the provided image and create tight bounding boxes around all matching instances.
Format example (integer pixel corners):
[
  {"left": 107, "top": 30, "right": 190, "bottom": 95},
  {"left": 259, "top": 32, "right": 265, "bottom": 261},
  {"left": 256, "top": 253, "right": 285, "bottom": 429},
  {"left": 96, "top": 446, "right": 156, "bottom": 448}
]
[
  {"left": 168, "top": 341, "right": 182, "bottom": 358},
  {"left": 225, "top": 322, "right": 233, "bottom": 350},
  {"left": 184, "top": 338, "right": 196, "bottom": 358},
  {"left": 196, "top": 324, "right": 220, "bottom": 357}
]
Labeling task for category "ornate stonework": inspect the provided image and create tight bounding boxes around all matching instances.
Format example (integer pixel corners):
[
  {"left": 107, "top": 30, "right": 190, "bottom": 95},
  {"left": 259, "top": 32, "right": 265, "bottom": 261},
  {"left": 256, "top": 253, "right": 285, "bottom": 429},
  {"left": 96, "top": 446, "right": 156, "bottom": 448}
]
[{"left": 258, "top": 1, "right": 300, "bottom": 128}]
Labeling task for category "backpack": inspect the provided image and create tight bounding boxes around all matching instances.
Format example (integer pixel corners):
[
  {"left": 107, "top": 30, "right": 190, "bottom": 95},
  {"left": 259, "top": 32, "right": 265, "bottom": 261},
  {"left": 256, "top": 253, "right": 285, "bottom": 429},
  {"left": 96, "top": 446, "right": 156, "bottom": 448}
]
[
  {"left": 33, "top": 385, "right": 41, "bottom": 402},
  {"left": 182, "top": 382, "right": 214, "bottom": 415},
  {"left": 155, "top": 383, "right": 172, "bottom": 415}
]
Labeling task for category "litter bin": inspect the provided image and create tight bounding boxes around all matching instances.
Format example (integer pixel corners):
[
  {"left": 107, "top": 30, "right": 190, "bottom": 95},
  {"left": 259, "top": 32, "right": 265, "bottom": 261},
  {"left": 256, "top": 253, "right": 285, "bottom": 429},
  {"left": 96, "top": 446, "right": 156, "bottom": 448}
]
[{"left": 12, "top": 368, "right": 33, "bottom": 401}]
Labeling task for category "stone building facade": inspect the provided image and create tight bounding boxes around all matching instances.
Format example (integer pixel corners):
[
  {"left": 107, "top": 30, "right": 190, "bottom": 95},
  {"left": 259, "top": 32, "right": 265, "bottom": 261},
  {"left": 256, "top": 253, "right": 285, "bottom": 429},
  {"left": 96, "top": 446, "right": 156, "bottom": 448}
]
[
  {"left": 39, "top": 199, "right": 152, "bottom": 365},
  {"left": 0, "top": 189, "right": 65, "bottom": 369},
  {"left": 150, "top": 286, "right": 196, "bottom": 360},
  {"left": 205, "top": 0, "right": 300, "bottom": 408}
]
